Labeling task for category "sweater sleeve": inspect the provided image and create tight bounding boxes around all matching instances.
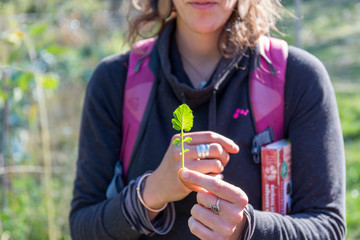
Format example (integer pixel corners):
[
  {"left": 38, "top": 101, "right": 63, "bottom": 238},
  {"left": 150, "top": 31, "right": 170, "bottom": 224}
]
[
  {"left": 69, "top": 54, "right": 143, "bottom": 239},
  {"left": 245, "top": 46, "right": 346, "bottom": 239}
]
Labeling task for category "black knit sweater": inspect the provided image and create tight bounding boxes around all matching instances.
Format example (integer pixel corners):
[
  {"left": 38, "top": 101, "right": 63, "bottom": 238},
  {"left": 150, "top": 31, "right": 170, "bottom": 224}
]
[{"left": 70, "top": 22, "right": 346, "bottom": 239}]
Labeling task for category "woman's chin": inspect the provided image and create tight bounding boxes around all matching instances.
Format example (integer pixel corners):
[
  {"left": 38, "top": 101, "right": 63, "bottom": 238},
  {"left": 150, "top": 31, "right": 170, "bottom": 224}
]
[{"left": 189, "top": 22, "right": 223, "bottom": 35}]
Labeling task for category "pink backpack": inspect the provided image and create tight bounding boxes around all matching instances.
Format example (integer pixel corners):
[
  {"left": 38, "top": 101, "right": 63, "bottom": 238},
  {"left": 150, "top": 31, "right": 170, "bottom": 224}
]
[{"left": 121, "top": 36, "right": 288, "bottom": 174}]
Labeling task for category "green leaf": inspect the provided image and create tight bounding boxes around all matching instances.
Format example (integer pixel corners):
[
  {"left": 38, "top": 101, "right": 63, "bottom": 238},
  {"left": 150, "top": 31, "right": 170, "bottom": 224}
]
[
  {"left": 46, "top": 44, "right": 68, "bottom": 55},
  {"left": 40, "top": 75, "right": 59, "bottom": 90},
  {"left": 29, "top": 23, "right": 47, "bottom": 37},
  {"left": 0, "top": 91, "right": 5, "bottom": 108},
  {"left": 173, "top": 138, "right": 181, "bottom": 146},
  {"left": 184, "top": 149, "right": 189, "bottom": 153},
  {"left": 8, "top": 48, "right": 22, "bottom": 63},
  {"left": 171, "top": 104, "right": 194, "bottom": 132},
  {"left": 0, "top": 89, "right": 9, "bottom": 102},
  {"left": 184, "top": 137, "right": 192, "bottom": 143},
  {"left": 171, "top": 118, "right": 181, "bottom": 131},
  {"left": 18, "top": 72, "right": 33, "bottom": 91}
]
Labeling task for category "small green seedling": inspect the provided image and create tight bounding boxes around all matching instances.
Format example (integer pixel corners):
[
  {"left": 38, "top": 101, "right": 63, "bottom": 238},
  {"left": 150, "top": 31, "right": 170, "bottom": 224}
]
[{"left": 172, "top": 104, "right": 194, "bottom": 169}]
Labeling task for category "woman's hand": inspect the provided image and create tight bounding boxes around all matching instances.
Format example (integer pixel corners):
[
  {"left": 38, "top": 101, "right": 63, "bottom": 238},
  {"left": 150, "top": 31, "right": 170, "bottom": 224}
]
[
  {"left": 142, "top": 131, "right": 239, "bottom": 211},
  {"left": 181, "top": 169, "right": 248, "bottom": 240}
]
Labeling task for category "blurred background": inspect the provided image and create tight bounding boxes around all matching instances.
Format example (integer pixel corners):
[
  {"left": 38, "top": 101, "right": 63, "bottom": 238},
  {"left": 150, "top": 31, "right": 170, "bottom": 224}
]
[{"left": 0, "top": 0, "right": 359, "bottom": 239}]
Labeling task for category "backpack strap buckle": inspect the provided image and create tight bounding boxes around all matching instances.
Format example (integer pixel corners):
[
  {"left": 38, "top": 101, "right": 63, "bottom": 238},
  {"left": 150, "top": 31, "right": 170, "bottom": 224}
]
[{"left": 251, "top": 127, "right": 274, "bottom": 164}]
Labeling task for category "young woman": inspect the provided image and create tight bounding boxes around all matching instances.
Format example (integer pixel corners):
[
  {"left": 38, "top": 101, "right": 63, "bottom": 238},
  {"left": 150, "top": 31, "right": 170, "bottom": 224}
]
[{"left": 70, "top": 0, "right": 346, "bottom": 239}]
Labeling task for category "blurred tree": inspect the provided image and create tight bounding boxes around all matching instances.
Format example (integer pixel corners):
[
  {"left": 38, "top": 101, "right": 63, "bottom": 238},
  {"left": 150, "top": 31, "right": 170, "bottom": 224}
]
[
  {"left": 0, "top": 72, "right": 10, "bottom": 210},
  {"left": 294, "top": 0, "right": 302, "bottom": 47}
]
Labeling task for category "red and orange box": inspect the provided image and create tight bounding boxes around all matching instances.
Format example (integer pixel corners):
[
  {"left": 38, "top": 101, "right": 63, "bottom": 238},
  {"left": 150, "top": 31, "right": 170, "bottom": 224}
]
[{"left": 261, "top": 139, "right": 292, "bottom": 215}]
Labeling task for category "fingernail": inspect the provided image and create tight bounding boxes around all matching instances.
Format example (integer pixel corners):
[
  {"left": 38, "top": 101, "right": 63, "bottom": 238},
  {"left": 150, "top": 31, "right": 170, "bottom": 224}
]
[
  {"left": 217, "top": 174, "right": 224, "bottom": 180},
  {"left": 181, "top": 171, "right": 189, "bottom": 179},
  {"left": 233, "top": 142, "right": 239, "bottom": 151}
]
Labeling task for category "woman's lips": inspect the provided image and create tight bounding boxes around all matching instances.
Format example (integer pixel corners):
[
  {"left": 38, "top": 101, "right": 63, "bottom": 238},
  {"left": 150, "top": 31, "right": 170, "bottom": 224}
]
[{"left": 189, "top": 2, "right": 216, "bottom": 9}]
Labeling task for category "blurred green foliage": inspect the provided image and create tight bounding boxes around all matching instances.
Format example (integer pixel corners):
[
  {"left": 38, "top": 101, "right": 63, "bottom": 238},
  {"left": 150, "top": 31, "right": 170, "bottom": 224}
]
[
  {"left": 0, "top": 0, "right": 128, "bottom": 239},
  {"left": 0, "top": 0, "right": 359, "bottom": 239},
  {"left": 337, "top": 91, "right": 360, "bottom": 240},
  {"left": 337, "top": 92, "right": 360, "bottom": 140}
]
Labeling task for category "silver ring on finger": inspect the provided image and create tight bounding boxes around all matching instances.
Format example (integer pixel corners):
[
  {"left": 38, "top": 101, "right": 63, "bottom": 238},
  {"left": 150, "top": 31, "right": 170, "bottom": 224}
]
[
  {"left": 196, "top": 144, "right": 210, "bottom": 159},
  {"left": 208, "top": 197, "right": 221, "bottom": 214}
]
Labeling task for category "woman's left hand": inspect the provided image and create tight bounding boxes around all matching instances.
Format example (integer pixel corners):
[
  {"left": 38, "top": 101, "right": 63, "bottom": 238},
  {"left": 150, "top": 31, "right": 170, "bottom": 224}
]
[{"left": 180, "top": 169, "right": 248, "bottom": 240}]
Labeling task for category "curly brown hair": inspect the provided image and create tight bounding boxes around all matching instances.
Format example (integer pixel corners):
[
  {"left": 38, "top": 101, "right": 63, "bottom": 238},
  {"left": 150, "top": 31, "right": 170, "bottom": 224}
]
[{"left": 127, "top": 0, "right": 283, "bottom": 58}]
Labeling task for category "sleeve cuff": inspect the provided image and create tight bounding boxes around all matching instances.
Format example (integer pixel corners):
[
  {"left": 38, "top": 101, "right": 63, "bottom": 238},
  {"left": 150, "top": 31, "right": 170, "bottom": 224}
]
[
  {"left": 240, "top": 204, "right": 255, "bottom": 240},
  {"left": 121, "top": 173, "right": 176, "bottom": 236}
]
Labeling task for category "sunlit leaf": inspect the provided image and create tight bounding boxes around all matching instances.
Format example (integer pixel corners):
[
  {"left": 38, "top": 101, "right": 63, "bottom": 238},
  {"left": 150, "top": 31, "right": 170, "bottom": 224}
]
[
  {"left": 0, "top": 88, "right": 9, "bottom": 102},
  {"left": 171, "top": 104, "right": 194, "bottom": 169},
  {"left": 184, "top": 137, "right": 192, "bottom": 143},
  {"left": 0, "top": 90, "right": 6, "bottom": 108},
  {"left": 171, "top": 104, "right": 194, "bottom": 132},
  {"left": 173, "top": 138, "right": 181, "bottom": 146},
  {"left": 40, "top": 75, "right": 59, "bottom": 90},
  {"left": 8, "top": 48, "right": 23, "bottom": 63},
  {"left": 46, "top": 44, "right": 68, "bottom": 55},
  {"left": 18, "top": 72, "right": 33, "bottom": 91},
  {"left": 171, "top": 118, "right": 181, "bottom": 131},
  {"left": 29, "top": 24, "right": 47, "bottom": 37}
]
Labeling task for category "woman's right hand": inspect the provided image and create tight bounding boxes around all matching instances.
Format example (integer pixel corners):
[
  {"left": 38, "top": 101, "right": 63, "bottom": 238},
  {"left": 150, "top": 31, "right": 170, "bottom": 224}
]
[{"left": 142, "top": 131, "right": 239, "bottom": 211}]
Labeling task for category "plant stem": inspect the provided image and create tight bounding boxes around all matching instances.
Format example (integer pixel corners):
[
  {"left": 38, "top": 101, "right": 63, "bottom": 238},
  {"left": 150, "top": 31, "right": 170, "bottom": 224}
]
[
  {"left": 181, "top": 114, "right": 186, "bottom": 169},
  {"left": 181, "top": 127, "right": 184, "bottom": 169}
]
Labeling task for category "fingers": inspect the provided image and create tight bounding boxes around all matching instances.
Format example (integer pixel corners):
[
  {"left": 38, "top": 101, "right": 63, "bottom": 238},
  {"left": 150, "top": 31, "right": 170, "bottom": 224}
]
[
  {"left": 196, "top": 191, "right": 244, "bottom": 223},
  {"left": 170, "top": 131, "right": 239, "bottom": 169},
  {"left": 188, "top": 202, "right": 245, "bottom": 240},
  {"left": 180, "top": 169, "right": 248, "bottom": 207},
  {"left": 207, "top": 173, "right": 224, "bottom": 180},
  {"left": 188, "top": 184, "right": 247, "bottom": 239},
  {"left": 170, "top": 142, "right": 230, "bottom": 168},
  {"left": 189, "top": 203, "right": 246, "bottom": 240},
  {"left": 188, "top": 216, "right": 222, "bottom": 240},
  {"left": 173, "top": 131, "right": 239, "bottom": 154},
  {"left": 186, "top": 159, "right": 224, "bottom": 174},
  {"left": 188, "top": 216, "right": 209, "bottom": 240},
  {"left": 187, "top": 144, "right": 230, "bottom": 167}
]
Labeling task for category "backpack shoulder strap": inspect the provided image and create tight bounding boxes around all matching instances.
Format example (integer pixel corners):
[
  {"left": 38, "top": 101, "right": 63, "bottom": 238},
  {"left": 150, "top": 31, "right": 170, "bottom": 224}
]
[
  {"left": 121, "top": 38, "right": 156, "bottom": 175},
  {"left": 250, "top": 36, "right": 288, "bottom": 163}
]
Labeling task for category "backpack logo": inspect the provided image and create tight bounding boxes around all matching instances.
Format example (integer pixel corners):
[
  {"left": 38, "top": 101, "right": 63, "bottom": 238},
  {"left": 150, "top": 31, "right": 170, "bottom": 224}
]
[{"left": 233, "top": 108, "right": 249, "bottom": 119}]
